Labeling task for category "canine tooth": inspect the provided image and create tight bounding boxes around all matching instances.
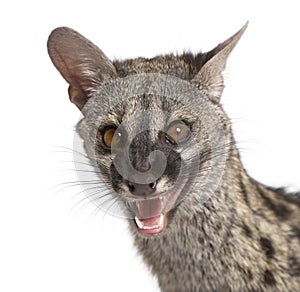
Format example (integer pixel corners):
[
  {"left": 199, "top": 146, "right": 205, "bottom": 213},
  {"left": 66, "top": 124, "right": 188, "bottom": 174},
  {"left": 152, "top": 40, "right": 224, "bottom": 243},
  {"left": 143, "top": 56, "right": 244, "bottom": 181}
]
[
  {"left": 135, "top": 216, "right": 144, "bottom": 229},
  {"left": 135, "top": 214, "right": 165, "bottom": 230},
  {"left": 158, "top": 214, "right": 164, "bottom": 227}
]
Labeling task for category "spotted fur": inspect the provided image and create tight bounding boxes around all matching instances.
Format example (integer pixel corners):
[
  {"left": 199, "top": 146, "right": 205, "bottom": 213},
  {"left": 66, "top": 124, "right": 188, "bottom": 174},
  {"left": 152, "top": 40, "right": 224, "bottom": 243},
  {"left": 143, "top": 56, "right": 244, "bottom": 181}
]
[{"left": 48, "top": 24, "right": 300, "bottom": 291}]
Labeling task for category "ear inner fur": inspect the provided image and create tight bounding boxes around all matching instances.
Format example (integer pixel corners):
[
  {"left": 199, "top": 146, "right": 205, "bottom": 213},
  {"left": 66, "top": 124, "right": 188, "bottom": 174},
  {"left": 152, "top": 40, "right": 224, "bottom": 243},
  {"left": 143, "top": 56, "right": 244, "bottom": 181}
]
[
  {"left": 192, "top": 22, "right": 248, "bottom": 102},
  {"left": 47, "top": 27, "right": 117, "bottom": 109}
]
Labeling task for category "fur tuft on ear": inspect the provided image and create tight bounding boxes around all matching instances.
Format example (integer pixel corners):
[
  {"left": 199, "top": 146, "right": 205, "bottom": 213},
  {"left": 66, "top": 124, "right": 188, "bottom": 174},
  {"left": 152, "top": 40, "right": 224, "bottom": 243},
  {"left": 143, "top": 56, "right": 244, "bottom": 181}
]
[
  {"left": 192, "top": 22, "right": 248, "bottom": 103},
  {"left": 47, "top": 27, "right": 117, "bottom": 110}
]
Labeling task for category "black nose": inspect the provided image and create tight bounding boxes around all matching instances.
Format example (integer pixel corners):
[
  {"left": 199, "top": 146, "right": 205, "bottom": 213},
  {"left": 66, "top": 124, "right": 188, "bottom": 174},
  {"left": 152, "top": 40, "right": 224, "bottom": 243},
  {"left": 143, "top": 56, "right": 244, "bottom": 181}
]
[{"left": 127, "top": 181, "right": 157, "bottom": 196}]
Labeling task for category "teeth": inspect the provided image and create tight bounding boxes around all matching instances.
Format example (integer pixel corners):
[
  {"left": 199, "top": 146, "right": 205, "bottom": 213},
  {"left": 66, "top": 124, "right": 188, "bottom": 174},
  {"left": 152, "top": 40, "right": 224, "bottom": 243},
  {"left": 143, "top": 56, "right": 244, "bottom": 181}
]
[
  {"left": 134, "top": 214, "right": 164, "bottom": 230},
  {"left": 134, "top": 216, "right": 144, "bottom": 229},
  {"left": 158, "top": 213, "right": 164, "bottom": 227}
]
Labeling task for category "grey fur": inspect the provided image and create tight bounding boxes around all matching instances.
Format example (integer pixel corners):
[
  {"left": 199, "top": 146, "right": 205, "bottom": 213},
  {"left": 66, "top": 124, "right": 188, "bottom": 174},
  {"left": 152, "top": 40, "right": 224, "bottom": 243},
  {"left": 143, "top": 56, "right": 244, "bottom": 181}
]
[{"left": 47, "top": 24, "right": 300, "bottom": 291}]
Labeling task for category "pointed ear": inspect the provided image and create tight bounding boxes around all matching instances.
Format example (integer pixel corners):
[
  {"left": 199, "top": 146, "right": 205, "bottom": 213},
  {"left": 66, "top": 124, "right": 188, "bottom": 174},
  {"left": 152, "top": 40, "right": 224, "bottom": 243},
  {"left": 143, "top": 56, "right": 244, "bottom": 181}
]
[
  {"left": 192, "top": 22, "right": 248, "bottom": 103},
  {"left": 47, "top": 27, "right": 117, "bottom": 110}
]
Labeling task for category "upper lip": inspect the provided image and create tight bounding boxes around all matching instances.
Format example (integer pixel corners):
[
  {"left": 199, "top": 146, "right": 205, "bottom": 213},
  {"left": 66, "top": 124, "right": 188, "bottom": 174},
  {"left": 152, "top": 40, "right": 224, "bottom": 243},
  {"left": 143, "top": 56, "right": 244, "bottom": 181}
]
[{"left": 125, "top": 175, "right": 189, "bottom": 221}]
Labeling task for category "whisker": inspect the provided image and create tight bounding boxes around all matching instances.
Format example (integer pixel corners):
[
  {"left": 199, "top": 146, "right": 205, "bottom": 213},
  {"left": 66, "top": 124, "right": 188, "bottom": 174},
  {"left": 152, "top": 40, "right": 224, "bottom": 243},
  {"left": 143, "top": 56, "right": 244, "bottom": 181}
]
[
  {"left": 99, "top": 196, "right": 123, "bottom": 220},
  {"left": 50, "top": 145, "right": 89, "bottom": 158},
  {"left": 56, "top": 168, "right": 102, "bottom": 174},
  {"left": 90, "top": 193, "right": 121, "bottom": 220},
  {"left": 56, "top": 160, "right": 98, "bottom": 168},
  {"left": 71, "top": 189, "right": 114, "bottom": 214},
  {"left": 51, "top": 180, "right": 109, "bottom": 195}
]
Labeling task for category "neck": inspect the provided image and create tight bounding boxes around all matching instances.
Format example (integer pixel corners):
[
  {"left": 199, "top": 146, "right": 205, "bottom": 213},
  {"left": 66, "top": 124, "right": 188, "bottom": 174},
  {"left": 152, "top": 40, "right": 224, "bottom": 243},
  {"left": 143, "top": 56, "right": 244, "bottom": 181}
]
[{"left": 131, "top": 151, "right": 300, "bottom": 291}]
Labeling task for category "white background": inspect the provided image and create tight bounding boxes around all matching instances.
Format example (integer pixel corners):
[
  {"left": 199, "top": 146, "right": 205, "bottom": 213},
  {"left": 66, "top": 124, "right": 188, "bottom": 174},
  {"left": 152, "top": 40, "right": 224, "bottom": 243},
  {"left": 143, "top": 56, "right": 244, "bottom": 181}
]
[{"left": 1, "top": 1, "right": 299, "bottom": 291}]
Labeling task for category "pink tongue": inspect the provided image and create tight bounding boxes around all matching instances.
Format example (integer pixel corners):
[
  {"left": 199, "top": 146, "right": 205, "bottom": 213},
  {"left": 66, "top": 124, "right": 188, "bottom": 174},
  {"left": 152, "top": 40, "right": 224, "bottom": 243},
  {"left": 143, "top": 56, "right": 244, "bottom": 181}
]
[
  {"left": 140, "top": 215, "right": 161, "bottom": 227},
  {"left": 135, "top": 198, "right": 167, "bottom": 234},
  {"left": 137, "top": 197, "right": 163, "bottom": 220}
]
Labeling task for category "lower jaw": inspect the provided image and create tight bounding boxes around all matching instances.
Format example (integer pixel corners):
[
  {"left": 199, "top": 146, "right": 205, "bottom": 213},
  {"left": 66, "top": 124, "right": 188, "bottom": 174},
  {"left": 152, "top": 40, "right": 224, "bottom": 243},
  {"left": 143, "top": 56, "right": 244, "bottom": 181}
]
[
  {"left": 134, "top": 213, "right": 168, "bottom": 235},
  {"left": 132, "top": 176, "right": 189, "bottom": 236}
]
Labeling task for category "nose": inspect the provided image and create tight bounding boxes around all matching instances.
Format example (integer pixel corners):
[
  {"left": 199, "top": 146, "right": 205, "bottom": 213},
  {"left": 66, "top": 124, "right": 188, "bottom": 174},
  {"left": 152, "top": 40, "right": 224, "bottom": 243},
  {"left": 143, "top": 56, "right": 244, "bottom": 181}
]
[{"left": 127, "top": 181, "right": 157, "bottom": 196}]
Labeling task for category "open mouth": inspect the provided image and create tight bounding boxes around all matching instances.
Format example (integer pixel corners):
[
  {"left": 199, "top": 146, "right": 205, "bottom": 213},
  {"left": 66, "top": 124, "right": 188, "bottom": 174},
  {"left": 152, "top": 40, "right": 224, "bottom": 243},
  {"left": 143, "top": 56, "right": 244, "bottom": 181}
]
[
  {"left": 134, "top": 196, "right": 168, "bottom": 235},
  {"left": 132, "top": 176, "right": 188, "bottom": 235},
  {"left": 135, "top": 213, "right": 167, "bottom": 235}
]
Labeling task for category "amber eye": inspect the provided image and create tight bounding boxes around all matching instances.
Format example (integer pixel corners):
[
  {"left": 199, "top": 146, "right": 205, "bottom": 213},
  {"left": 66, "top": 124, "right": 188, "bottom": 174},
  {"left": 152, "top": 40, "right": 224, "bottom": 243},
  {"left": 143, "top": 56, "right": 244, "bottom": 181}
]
[
  {"left": 165, "top": 121, "right": 190, "bottom": 145},
  {"left": 103, "top": 127, "right": 122, "bottom": 148}
]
